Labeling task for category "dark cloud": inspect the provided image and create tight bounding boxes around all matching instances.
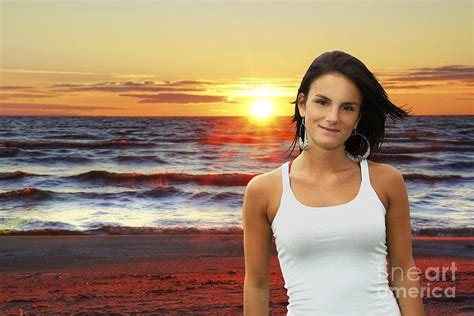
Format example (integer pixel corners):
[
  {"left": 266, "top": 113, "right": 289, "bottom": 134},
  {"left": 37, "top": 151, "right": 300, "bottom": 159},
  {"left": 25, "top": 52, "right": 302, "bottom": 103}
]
[
  {"left": 380, "top": 83, "right": 437, "bottom": 90},
  {"left": 0, "top": 102, "right": 120, "bottom": 111},
  {"left": 0, "top": 93, "right": 60, "bottom": 100},
  {"left": 0, "top": 85, "right": 35, "bottom": 90},
  {"left": 120, "top": 93, "right": 233, "bottom": 104},
  {"left": 50, "top": 80, "right": 209, "bottom": 93},
  {"left": 165, "top": 80, "right": 216, "bottom": 86},
  {"left": 385, "top": 65, "right": 474, "bottom": 82},
  {"left": 50, "top": 83, "right": 84, "bottom": 88},
  {"left": 0, "top": 80, "right": 229, "bottom": 105}
]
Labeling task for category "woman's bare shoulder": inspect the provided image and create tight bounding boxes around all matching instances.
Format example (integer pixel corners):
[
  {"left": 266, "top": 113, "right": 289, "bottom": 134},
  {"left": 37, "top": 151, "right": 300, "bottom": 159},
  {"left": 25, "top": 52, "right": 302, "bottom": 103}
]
[
  {"left": 247, "top": 164, "right": 282, "bottom": 192},
  {"left": 367, "top": 159, "right": 403, "bottom": 179},
  {"left": 245, "top": 164, "right": 283, "bottom": 215},
  {"left": 244, "top": 164, "right": 284, "bottom": 225},
  {"left": 366, "top": 160, "right": 405, "bottom": 210}
]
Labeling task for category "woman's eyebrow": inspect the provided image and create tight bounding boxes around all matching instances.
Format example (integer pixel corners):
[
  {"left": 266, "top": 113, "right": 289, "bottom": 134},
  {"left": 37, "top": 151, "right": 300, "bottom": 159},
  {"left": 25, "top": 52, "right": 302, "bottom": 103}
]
[{"left": 314, "top": 93, "right": 359, "bottom": 106}]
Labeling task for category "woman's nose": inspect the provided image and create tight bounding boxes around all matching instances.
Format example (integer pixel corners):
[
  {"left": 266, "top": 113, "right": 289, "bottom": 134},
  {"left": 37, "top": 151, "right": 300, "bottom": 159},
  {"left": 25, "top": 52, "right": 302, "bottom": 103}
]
[{"left": 326, "top": 106, "right": 339, "bottom": 122}]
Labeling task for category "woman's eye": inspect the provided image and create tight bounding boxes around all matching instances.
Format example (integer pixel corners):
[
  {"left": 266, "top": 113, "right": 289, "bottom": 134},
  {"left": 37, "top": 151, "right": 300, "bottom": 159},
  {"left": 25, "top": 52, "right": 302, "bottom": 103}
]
[{"left": 316, "top": 100, "right": 353, "bottom": 111}]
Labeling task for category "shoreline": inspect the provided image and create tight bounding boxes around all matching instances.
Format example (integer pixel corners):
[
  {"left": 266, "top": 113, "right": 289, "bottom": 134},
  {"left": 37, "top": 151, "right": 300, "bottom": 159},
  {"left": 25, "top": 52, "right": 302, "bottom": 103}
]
[{"left": 1, "top": 235, "right": 473, "bottom": 314}]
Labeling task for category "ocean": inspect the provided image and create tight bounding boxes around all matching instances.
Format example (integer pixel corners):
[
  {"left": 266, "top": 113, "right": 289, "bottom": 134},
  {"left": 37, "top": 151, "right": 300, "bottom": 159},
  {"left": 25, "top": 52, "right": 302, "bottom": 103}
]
[{"left": 0, "top": 115, "right": 472, "bottom": 236}]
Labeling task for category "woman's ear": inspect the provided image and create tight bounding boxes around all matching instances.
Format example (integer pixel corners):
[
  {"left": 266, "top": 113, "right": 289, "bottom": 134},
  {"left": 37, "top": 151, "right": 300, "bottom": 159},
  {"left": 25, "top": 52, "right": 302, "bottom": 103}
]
[{"left": 297, "top": 93, "right": 306, "bottom": 117}]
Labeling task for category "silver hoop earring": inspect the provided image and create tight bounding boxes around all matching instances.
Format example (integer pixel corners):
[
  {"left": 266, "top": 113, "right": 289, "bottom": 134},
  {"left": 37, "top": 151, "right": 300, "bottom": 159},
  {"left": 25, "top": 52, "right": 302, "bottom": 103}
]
[
  {"left": 298, "top": 118, "right": 309, "bottom": 150},
  {"left": 344, "top": 128, "right": 370, "bottom": 162}
]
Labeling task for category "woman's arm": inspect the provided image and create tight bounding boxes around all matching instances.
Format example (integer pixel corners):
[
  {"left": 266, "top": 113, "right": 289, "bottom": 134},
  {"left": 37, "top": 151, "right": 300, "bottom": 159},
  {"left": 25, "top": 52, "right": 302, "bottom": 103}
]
[
  {"left": 243, "top": 175, "right": 273, "bottom": 315},
  {"left": 385, "top": 165, "right": 425, "bottom": 316}
]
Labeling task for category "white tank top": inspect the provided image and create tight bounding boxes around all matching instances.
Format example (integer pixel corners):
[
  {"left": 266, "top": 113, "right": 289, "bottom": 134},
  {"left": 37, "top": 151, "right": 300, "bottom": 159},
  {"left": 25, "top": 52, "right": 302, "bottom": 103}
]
[{"left": 271, "top": 159, "right": 401, "bottom": 315}]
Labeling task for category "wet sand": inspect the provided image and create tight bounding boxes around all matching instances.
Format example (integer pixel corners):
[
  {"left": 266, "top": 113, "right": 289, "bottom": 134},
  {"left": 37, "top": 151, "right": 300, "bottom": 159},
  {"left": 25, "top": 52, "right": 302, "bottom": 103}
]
[{"left": 0, "top": 235, "right": 473, "bottom": 315}]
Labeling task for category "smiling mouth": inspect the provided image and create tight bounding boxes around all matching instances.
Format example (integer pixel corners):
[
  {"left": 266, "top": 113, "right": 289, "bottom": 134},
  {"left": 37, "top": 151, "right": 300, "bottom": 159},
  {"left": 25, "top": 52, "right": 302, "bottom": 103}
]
[{"left": 319, "top": 125, "right": 340, "bottom": 132}]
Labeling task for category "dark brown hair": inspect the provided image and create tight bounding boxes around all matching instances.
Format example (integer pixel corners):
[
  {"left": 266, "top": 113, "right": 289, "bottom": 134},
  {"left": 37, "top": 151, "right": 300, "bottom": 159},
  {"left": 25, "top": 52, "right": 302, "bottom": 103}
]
[{"left": 285, "top": 50, "right": 413, "bottom": 160}]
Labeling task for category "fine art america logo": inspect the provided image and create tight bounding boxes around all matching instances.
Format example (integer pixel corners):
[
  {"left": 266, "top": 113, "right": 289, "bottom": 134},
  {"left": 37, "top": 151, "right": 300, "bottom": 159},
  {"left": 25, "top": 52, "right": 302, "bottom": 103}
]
[{"left": 377, "top": 261, "right": 457, "bottom": 299}]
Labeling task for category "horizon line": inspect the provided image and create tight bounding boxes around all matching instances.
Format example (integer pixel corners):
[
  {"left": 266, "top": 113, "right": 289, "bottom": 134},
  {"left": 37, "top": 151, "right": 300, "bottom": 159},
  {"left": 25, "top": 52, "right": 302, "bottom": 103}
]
[{"left": 0, "top": 114, "right": 472, "bottom": 118}]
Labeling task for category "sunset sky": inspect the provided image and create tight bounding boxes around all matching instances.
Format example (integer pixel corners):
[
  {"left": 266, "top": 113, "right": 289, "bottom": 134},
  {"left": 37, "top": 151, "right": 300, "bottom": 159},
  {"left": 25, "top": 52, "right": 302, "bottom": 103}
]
[{"left": 0, "top": 0, "right": 472, "bottom": 116}]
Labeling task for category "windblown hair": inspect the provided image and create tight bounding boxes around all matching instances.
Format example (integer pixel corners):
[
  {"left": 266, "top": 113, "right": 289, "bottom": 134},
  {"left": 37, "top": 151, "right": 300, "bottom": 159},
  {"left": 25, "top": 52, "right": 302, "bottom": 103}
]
[{"left": 285, "top": 50, "right": 413, "bottom": 160}]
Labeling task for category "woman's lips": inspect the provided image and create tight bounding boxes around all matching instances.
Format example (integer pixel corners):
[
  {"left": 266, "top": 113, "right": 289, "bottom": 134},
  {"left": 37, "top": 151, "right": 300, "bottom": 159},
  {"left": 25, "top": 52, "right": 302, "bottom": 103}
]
[{"left": 319, "top": 125, "right": 340, "bottom": 133}]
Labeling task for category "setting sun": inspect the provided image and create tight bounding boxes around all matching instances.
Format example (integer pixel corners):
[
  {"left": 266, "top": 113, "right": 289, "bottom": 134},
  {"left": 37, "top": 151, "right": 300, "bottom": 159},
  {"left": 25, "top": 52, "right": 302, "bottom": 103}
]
[{"left": 250, "top": 99, "right": 275, "bottom": 118}]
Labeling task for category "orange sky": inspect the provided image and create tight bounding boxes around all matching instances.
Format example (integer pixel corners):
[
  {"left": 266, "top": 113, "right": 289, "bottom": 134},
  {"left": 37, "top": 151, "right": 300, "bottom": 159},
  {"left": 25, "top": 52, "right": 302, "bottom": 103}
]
[{"left": 0, "top": 0, "right": 472, "bottom": 116}]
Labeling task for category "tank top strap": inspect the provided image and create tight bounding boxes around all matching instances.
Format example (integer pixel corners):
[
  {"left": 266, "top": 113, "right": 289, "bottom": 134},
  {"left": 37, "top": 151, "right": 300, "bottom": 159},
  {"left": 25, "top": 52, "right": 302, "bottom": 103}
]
[
  {"left": 281, "top": 161, "right": 291, "bottom": 197},
  {"left": 360, "top": 158, "right": 369, "bottom": 188}
]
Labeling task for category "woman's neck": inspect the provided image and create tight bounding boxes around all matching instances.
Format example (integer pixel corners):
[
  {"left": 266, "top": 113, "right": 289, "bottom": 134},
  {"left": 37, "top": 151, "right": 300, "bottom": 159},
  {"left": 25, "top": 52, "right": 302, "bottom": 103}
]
[{"left": 293, "top": 148, "right": 356, "bottom": 178}]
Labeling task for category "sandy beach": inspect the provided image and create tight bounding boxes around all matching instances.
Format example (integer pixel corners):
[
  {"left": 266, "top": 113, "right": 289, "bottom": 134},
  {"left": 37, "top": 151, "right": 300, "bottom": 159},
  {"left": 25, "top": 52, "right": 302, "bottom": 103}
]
[{"left": 0, "top": 234, "right": 473, "bottom": 315}]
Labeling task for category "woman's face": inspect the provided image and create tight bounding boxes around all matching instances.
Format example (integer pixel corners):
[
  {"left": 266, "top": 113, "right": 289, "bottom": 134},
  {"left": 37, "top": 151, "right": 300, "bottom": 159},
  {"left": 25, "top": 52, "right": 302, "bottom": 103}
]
[{"left": 297, "top": 72, "right": 362, "bottom": 151}]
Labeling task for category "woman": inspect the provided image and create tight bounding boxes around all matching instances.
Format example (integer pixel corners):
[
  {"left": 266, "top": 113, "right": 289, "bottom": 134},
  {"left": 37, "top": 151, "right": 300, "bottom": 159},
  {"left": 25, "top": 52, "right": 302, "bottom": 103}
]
[{"left": 243, "top": 51, "right": 425, "bottom": 315}]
